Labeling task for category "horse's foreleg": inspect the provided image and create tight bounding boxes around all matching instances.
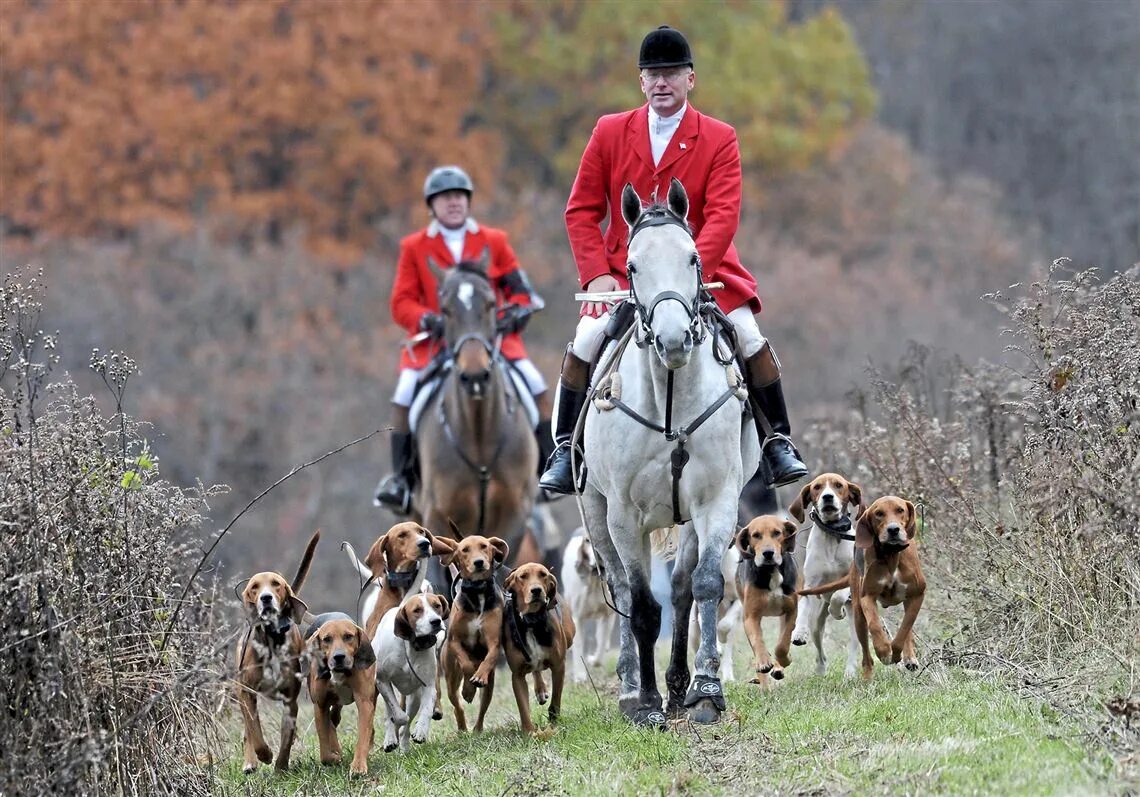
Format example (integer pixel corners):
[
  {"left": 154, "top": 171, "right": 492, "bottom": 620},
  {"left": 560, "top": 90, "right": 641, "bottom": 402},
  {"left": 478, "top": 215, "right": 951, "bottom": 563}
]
[
  {"left": 626, "top": 561, "right": 664, "bottom": 727},
  {"left": 687, "top": 528, "right": 731, "bottom": 724},
  {"left": 666, "top": 531, "right": 698, "bottom": 716}
]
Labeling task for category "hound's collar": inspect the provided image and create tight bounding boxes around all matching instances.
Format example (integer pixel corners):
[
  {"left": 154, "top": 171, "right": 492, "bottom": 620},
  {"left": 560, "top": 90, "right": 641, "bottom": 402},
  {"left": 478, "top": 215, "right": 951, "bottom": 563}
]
[
  {"left": 255, "top": 614, "right": 293, "bottom": 645},
  {"left": 410, "top": 632, "right": 440, "bottom": 652},
  {"left": 457, "top": 576, "right": 497, "bottom": 597},
  {"left": 385, "top": 568, "right": 418, "bottom": 592},
  {"left": 427, "top": 217, "right": 480, "bottom": 238},
  {"left": 810, "top": 509, "right": 855, "bottom": 541}
]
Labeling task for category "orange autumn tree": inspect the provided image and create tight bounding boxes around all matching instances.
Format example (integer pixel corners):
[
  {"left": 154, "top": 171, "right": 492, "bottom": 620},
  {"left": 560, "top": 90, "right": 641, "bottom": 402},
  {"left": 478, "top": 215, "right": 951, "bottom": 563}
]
[{"left": 0, "top": 0, "right": 499, "bottom": 261}]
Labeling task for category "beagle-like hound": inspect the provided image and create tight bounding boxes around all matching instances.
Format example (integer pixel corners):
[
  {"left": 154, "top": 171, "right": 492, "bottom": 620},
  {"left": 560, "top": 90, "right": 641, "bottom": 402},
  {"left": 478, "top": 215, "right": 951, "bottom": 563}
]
[
  {"left": 343, "top": 521, "right": 457, "bottom": 638},
  {"left": 502, "top": 563, "right": 576, "bottom": 734},
  {"left": 372, "top": 585, "right": 450, "bottom": 752},
  {"left": 559, "top": 533, "right": 615, "bottom": 683},
  {"left": 735, "top": 515, "right": 801, "bottom": 686},
  {"left": 234, "top": 530, "right": 319, "bottom": 774},
  {"left": 801, "top": 495, "right": 926, "bottom": 680},
  {"left": 440, "top": 535, "right": 509, "bottom": 733},
  {"left": 305, "top": 613, "right": 378, "bottom": 775},
  {"left": 788, "top": 472, "right": 863, "bottom": 676}
]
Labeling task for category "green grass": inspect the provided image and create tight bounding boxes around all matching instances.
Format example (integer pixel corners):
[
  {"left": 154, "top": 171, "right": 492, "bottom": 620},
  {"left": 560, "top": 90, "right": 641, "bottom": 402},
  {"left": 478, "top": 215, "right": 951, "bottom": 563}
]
[{"left": 213, "top": 644, "right": 1116, "bottom": 797}]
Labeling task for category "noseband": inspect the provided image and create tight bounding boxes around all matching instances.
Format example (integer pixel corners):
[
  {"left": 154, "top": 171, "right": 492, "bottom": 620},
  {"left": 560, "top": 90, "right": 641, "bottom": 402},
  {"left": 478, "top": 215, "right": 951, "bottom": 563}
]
[
  {"left": 626, "top": 210, "right": 705, "bottom": 346},
  {"left": 449, "top": 331, "right": 496, "bottom": 398}
]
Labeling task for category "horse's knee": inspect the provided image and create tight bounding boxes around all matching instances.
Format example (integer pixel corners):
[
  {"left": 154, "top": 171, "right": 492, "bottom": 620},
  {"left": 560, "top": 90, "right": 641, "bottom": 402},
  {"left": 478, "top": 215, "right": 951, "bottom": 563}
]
[{"left": 691, "top": 558, "right": 724, "bottom": 604}]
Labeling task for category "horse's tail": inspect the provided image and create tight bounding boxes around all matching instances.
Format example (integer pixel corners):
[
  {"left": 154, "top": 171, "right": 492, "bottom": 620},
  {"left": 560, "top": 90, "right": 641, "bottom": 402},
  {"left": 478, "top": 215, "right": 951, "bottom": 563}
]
[
  {"left": 798, "top": 574, "right": 850, "bottom": 597},
  {"left": 341, "top": 540, "right": 372, "bottom": 581},
  {"left": 650, "top": 526, "right": 680, "bottom": 561}
]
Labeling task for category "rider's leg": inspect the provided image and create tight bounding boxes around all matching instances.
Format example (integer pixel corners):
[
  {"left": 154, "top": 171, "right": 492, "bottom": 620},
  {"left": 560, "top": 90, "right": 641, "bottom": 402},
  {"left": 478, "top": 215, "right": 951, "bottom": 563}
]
[
  {"left": 538, "top": 313, "right": 608, "bottom": 495},
  {"left": 730, "top": 308, "right": 809, "bottom": 488},
  {"left": 374, "top": 369, "right": 422, "bottom": 514}
]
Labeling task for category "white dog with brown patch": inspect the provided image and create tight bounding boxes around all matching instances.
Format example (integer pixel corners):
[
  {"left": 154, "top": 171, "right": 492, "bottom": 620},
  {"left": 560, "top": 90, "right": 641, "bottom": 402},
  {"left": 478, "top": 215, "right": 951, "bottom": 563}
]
[
  {"left": 371, "top": 584, "right": 450, "bottom": 753},
  {"left": 788, "top": 472, "right": 863, "bottom": 676},
  {"left": 560, "top": 532, "right": 616, "bottom": 683}
]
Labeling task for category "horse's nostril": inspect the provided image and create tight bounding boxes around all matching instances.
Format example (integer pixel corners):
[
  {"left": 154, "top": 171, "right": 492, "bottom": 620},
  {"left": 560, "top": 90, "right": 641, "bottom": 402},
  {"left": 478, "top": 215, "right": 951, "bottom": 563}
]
[{"left": 683, "top": 330, "right": 693, "bottom": 349}]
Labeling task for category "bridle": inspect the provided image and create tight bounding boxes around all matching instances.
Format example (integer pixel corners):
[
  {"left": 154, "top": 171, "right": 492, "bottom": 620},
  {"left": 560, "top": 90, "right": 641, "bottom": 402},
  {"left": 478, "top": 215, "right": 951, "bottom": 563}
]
[{"left": 625, "top": 209, "right": 706, "bottom": 348}]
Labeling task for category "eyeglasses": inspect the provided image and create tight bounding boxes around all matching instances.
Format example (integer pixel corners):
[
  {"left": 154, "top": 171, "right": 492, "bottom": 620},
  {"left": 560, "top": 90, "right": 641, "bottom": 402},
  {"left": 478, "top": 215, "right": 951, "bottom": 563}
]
[{"left": 640, "top": 67, "right": 691, "bottom": 84}]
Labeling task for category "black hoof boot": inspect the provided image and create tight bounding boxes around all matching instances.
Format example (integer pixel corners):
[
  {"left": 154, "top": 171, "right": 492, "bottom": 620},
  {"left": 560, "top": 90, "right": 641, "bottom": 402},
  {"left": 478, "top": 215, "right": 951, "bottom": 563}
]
[{"left": 683, "top": 675, "right": 726, "bottom": 724}]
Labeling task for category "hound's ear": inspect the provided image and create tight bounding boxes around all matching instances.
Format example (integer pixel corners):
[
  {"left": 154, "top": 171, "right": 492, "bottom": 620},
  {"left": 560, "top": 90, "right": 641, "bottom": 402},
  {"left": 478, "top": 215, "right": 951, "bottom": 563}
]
[
  {"left": 621, "top": 183, "right": 642, "bottom": 229},
  {"left": 782, "top": 520, "right": 798, "bottom": 553},
  {"left": 854, "top": 509, "right": 874, "bottom": 550},
  {"left": 305, "top": 627, "right": 321, "bottom": 649},
  {"left": 666, "top": 177, "right": 689, "bottom": 224},
  {"left": 436, "top": 596, "right": 451, "bottom": 621},
  {"left": 286, "top": 591, "right": 309, "bottom": 623},
  {"left": 430, "top": 533, "right": 458, "bottom": 557},
  {"left": 904, "top": 500, "right": 918, "bottom": 539},
  {"left": 735, "top": 527, "right": 754, "bottom": 559},
  {"left": 240, "top": 580, "right": 258, "bottom": 609},
  {"left": 847, "top": 481, "right": 864, "bottom": 512},
  {"left": 393, "top": 605, "right": 415, "bottom": 641},
  {"left": 503, "top": 569, "right": 519, "bottom": 594},
  {"left": 545, "top": 571, "right": 559, "bottom": 607},
  {"left": 364, "top": 534, "right": 388, "bottom": 576},
  {"left": 576, "top": 539, "right": 591, "bottom": 568},
  {"left": 788, "top": 482, "right": 812, "bottom": 523},
  {"left": 488, "top": 537, "right": 510, "bottom": 565},
  {"left": 354, "top": 626, "right": 376, "bottom": 670}
]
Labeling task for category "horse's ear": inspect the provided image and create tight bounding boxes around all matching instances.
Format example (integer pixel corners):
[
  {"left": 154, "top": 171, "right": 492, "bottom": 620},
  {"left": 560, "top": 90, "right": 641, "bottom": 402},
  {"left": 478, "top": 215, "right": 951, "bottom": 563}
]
[
  {"left": 477, "top": 246, "right": 491, "bottom": 273},
  {"left": 426, "top": 255, "right": 447, "bottom": 284},
  {"left": 621, "top": 183, "right": 642, "bottom": 229},
  {"left": 667, "top": 177, "right": 688, "bottom": 223}
]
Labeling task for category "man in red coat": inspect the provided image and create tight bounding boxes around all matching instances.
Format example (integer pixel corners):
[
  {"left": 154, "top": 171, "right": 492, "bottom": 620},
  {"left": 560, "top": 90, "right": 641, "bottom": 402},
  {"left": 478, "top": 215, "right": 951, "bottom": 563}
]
[
  {"left": 374, "top": 166, "right": 551, "bottom": 514},
  {"left": 539, "top": 25, "right": 808, "bottom": 494}
]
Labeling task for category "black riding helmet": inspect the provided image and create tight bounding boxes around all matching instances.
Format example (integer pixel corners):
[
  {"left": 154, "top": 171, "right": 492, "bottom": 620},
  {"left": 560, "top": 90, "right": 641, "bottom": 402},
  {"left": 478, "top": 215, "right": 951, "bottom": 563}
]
[
  {"left": 423, "top": 165, "right": 474, "bottom": 206},
  {"left": 638, "top": 25, "right": 693, "bottom": 69}
]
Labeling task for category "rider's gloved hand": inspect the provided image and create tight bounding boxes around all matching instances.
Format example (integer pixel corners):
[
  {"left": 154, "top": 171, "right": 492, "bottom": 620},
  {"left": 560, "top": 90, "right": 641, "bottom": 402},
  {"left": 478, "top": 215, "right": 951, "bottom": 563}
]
[
  {"left": 496, "top": 305, "right": 531, "bottom": 336},
  {"left": 418, "top": 312, "right": 445, "bottom": 339}
]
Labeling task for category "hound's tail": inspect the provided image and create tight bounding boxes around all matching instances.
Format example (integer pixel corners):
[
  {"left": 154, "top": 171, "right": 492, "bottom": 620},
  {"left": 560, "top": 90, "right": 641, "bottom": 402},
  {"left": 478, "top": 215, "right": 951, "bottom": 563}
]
[
  {"left": 291, "top": 528, "right": 321, "bottom": 594},
  {"left": 798, "top": 574, "right": 850, "bottom": 597},
  {"left": 341, "top": 540, "right": 373, "bottom": 582}
]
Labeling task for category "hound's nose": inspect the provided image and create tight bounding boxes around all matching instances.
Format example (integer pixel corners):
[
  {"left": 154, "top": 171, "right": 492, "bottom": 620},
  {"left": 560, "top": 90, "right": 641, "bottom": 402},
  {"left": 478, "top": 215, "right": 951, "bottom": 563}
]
[
  {"left": 473, "top": 558, "right": 486, "bottom": 571},
  {"left": 260, "top": 594, "right": 273, "bottom": 605},
  {"left": 430, "top": 617, "right": 443, "bottom": 630},
  {"left": 530, "top": 586, "right": 545, "bottom": 600},
  {"left": 885, "top": 523, "right": 904, "bottom": 539},
  {"left": 332, "top": 652, "right": 347, "bottom": 667},
  {"left": 417, "top": 538, "right": 431, "bottom": 554},
  {"left": 761, "top": 549, "right": 776, "bottom": 562},
  {"left": 820, "top": 493, "right": 836, "bottom": 506}
]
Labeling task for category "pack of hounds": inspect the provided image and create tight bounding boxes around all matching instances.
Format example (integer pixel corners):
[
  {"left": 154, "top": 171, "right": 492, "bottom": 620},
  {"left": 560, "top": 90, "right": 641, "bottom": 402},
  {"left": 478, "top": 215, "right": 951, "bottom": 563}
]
[{"left": 234, "top": 471, "right": 926, "bottom": 776}]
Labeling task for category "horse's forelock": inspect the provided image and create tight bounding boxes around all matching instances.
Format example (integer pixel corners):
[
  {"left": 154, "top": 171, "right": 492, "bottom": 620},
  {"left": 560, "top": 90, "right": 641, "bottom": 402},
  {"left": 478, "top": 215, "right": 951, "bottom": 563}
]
[{"left": 631, "top": 203, "right": 692, "bottom": 239}]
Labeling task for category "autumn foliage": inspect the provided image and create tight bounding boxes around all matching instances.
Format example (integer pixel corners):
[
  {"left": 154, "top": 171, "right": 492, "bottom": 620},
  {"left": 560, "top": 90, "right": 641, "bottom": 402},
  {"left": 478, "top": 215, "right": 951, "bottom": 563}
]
[
  {"left": 2, "top": 0, "right": 873, "bottom": 260},
  {"left": 0, "top": 0, "right": 498, "bottom": 262}
]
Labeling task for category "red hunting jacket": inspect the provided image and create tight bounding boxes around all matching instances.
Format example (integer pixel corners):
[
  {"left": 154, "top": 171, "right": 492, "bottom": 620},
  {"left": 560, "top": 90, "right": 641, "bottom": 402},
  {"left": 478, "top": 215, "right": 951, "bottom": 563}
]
[
  {"left": 565, "top": 104, "right": 760, "bottom": 315},
  {"left": 391, "top": 219, "right": 533, "bottom": 369}
]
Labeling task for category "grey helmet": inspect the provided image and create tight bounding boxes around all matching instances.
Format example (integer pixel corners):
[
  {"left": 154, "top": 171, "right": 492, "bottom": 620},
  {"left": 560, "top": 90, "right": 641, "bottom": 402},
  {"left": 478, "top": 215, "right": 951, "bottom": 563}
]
[{"left": 423, "top": 165, "right": 474, "bottom": 205}]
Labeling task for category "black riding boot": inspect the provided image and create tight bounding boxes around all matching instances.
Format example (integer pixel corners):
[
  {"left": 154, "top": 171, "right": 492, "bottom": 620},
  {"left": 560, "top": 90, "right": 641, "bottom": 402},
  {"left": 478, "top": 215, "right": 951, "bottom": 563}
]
[
  {"left": 745, "top": 345, "right": 809, "bottom": 488},
  {"left": 538, "top": 348, "right": 591, "bottom": 495},
  {"left": 374, "top": 429, "right": 417, "bottom": 515},
  {"left": 535, "top": 417, "right": 556, "bottom": 479}
]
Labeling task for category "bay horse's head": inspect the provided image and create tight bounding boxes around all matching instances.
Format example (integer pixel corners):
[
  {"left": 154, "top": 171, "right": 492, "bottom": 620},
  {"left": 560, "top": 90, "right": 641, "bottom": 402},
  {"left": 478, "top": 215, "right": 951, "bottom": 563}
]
[
  {"left": 438, "top": 251, "right": 498, "bottom": 399},
  {"left": 621, "top": 178, "right": 702, "bottom": 370}
]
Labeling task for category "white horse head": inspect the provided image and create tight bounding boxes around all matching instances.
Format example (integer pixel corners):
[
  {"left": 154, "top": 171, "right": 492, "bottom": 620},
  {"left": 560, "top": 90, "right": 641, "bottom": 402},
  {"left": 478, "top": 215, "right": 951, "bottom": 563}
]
[{"left": 621, "top": 179, "right": 702, "bottom": 370}]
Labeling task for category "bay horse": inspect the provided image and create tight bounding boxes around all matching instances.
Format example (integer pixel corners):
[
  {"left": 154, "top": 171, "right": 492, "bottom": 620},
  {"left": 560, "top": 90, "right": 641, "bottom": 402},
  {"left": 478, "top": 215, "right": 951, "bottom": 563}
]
[
  {"left": 414, "top": 258, "right": 539, "bottom": 589},
  {"left": 577, "top": 179, "right": 759, "bottom": 727}
]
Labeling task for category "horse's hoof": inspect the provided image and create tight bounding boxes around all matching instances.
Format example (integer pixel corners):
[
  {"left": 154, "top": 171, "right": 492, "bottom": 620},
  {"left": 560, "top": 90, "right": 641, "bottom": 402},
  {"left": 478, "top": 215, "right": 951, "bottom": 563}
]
[
  {"left": 666, "top": 694, "right": 687, "bottom": 718},
  {"left": 618, "top": 694, "right": 642, "bottom": 717},
  {"left": 631, "top": 707, "right": 668, "bottom": 729},
  {"left": 686, "top": 698, "right": 722, "bottom": 725}
]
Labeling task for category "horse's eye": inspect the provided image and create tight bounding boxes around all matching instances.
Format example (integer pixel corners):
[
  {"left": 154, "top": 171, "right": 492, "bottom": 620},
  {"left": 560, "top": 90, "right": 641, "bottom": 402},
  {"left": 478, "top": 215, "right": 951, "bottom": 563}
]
[
  {"left": 627, "top": 262, "right": 637, "bottom": 274},
  {"left": 690, "top": 253, "right": 699, "bottom": 266}
]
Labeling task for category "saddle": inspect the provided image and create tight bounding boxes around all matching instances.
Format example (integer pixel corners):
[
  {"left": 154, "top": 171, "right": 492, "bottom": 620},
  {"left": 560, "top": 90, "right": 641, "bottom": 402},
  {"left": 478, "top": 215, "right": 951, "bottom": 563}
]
[{"left": 409, "top": 354, "right": 539, "bottom": 436}]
